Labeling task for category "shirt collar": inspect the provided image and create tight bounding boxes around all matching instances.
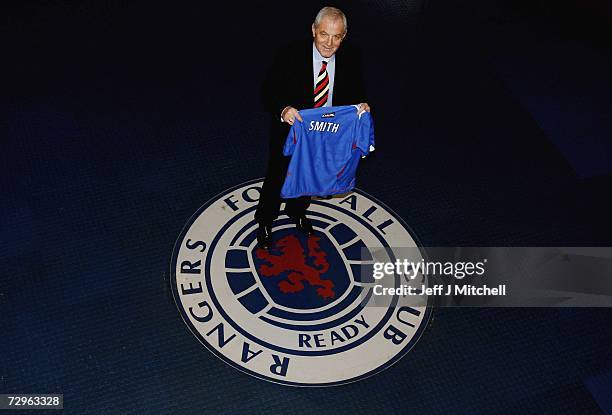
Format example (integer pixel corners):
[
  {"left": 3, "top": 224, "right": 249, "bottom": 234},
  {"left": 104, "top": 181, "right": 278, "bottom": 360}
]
[{"left": 312, "top": 42, "right": 335, "bottom": 63}]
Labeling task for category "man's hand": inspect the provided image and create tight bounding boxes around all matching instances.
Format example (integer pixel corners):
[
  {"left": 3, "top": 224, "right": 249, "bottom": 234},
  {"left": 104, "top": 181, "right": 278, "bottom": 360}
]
[
  {"left": 357, "top": 103, "right": 371, "bottom": 115},
  {"left": 281, "top": 106, "right": 303, "bottom": 125}
]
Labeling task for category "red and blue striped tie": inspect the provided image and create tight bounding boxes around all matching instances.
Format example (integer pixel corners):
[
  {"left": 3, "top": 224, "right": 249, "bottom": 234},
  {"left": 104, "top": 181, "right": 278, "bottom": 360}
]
[{"left": 314, "top": 61, "right": 329, "bottom": 108}]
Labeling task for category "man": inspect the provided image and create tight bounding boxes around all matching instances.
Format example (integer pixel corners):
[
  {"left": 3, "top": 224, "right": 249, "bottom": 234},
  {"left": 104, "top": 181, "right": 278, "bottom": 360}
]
[{"left": 256, "top": 6, "right": 371, "bottom": 249}]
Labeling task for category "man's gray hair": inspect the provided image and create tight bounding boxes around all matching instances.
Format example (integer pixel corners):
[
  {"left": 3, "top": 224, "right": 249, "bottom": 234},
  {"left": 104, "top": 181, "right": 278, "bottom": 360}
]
[{"left": 314, "top": 7, "right": 348, "bottom": 32}]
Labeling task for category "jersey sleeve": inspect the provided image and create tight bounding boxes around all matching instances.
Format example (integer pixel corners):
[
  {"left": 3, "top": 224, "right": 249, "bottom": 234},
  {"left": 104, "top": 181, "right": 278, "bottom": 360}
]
[
  {"left": 283, "top": 123, "right": 301, "bottom": 156},
  {"left": 355, "top": 111, "right": 375, "bottom": 156}
]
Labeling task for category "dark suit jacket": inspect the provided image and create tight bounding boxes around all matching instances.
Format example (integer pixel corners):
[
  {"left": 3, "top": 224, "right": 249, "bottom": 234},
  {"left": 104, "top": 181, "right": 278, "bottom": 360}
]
[{"left": 262, "top": 39, "right": 367, "bottom": 152}]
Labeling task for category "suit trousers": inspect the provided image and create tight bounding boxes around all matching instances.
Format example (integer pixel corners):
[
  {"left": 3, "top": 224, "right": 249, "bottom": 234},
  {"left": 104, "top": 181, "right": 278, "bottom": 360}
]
[{"left": 255, "top": 129, "right": 310, "bottom": 224}]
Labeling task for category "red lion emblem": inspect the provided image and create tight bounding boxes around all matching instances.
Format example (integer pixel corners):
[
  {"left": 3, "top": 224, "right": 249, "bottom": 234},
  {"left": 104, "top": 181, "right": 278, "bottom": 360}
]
[{"left": 255, "top": 235, "right": 334, "bottom": 299}]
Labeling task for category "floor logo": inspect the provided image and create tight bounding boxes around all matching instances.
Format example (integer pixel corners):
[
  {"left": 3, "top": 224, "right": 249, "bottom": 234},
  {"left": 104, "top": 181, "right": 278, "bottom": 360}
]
[{"left": 171, "top": 179, "right": 432, "bottom": 386}]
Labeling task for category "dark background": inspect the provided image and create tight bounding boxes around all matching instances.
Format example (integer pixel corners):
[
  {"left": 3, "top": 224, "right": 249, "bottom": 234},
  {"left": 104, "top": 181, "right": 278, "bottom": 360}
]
[{"left": 2, "top": 1, "right": 612, "bottom": 413}]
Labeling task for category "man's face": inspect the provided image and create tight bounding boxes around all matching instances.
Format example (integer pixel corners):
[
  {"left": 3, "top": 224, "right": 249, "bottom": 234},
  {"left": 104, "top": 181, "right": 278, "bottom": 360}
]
[{"left": 312, "top": 16, "right": 346, "bottom": 58}]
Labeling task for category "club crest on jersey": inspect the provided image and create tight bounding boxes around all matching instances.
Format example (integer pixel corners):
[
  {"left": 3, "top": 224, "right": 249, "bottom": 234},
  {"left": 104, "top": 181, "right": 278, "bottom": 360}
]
[{"left": 171, "top": 179, "right": 432, "bottom": 386}]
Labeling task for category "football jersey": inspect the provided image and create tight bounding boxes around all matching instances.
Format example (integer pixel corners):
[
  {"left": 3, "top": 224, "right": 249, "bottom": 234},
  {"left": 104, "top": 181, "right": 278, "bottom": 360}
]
[{"left": 280, "top": 105, "right": 375, "bottom": 198}]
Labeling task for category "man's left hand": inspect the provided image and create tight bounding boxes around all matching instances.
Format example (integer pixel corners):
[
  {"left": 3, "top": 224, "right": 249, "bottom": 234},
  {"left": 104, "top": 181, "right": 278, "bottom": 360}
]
[{"left": 357, "top": 103, "right": 371, "bottom": 114}]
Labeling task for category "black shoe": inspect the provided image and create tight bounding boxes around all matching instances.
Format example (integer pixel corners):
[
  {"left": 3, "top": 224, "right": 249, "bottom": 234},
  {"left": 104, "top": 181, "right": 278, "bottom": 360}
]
[
  {"left": 257, "top": 223, "right": 273, "bottom": 249},
  {"left": 295, "top": 216, "right": 314, "bottom": 236}
]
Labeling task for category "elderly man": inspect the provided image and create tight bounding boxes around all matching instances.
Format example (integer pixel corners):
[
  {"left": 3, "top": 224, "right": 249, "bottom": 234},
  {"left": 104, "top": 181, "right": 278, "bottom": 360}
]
[{"left": 255, "top": 6, "right": 371, "bottom": 249}]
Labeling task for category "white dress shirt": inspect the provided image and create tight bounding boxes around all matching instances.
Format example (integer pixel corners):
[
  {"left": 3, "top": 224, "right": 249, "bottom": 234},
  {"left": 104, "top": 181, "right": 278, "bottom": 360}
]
[
  {"left": 312, "top": 42, "right": 336, "bottom": 107},
  {"left": 281, "top": 43, "right": 338, "bottom": 121}
]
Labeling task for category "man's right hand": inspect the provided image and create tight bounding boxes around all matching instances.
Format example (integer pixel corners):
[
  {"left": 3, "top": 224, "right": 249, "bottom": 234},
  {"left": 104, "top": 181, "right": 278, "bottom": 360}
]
[{"left": 281, "top": 106, "right": 303, "bottom": 125}]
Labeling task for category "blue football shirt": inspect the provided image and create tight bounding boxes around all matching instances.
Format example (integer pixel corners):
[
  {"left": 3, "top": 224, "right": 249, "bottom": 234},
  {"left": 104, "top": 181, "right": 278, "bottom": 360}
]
[{"left": 280, "top": 105, "right": 375, "bottom": 198}]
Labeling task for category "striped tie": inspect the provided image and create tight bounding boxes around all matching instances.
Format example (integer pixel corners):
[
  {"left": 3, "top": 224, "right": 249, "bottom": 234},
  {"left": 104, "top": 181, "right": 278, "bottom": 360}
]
[{"left": 314, "top": 61, "right": 329, "bottom": 108}]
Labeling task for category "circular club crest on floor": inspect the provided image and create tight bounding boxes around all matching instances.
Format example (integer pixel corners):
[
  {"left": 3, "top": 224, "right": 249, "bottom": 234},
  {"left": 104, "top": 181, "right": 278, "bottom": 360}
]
[{"left": 171, "top": 179, "right": 432, "bottom": 386}]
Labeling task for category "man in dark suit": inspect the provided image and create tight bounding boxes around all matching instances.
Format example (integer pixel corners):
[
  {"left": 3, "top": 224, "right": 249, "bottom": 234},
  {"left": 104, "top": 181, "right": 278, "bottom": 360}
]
[{"left": 256, "top": 6, "right": 371, "bottom": 249}]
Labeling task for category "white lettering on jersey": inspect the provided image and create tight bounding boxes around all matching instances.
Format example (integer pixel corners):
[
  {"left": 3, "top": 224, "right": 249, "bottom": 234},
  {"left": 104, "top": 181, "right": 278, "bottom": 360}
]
[{"left": 309, "top": 121, "right": 340, "bottom": 133}]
